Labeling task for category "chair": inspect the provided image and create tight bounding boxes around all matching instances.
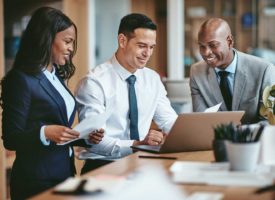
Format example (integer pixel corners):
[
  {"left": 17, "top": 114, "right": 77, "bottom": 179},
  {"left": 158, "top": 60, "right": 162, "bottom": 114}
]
[{"left": 163, "top": 78, "right": 192, "bottom": 113}]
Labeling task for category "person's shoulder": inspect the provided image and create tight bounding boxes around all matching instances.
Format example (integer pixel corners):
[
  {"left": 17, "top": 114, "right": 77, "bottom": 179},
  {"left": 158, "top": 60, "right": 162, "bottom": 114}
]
[
  {"left": 3, "top": 68, "right": 33, "bottom": 83},
  {"left": 142, "top": 66, "right": 158, "bottom": 74},
  {"left": 1, "top": 68, "right": 36, "bottom": 91},
  {"left": 190, "top": 60, "right": 209, "bottom": 76},
  {"left": 141, "top": 67, "right": 161, "bottom": 79},
  {"left": 76, "top": 60, "right": 113, "bottom": 90},
  {"left": 84, "top": 60, "right": 114, "bottom": 80},
  {"left": 237, "top": 51, "right": 272, "bottom": 66}
]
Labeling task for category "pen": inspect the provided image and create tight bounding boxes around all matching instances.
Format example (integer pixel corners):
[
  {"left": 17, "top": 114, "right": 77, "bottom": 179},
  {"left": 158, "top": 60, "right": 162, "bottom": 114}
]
[{"left": 138, "top": 155, "right": 177, "bottom": 160}]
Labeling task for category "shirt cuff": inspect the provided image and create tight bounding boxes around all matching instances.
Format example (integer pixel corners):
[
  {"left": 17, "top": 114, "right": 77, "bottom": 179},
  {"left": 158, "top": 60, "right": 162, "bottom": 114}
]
[
  {"left": 84, "top": 139, "right": 94, "bottom": 146},
  {"left": 40, "top": 125, "right": 50, "bottom": 146},
  {"left": 163, "top": 116, "right": 178, "bottom": 134},
  {"left": 117, "top": 139, "right": 135, "bottom": 148}
]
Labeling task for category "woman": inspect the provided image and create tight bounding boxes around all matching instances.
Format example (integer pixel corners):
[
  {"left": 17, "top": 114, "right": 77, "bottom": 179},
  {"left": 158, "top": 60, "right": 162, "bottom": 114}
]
[{"left": 1, "top": 7, "right": 102, "bottom": 199}]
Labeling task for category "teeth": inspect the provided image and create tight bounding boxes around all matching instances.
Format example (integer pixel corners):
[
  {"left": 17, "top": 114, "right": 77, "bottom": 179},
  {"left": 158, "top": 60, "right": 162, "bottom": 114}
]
[{"left": 206, "top": 57, "right": 214, "bottom": 61}]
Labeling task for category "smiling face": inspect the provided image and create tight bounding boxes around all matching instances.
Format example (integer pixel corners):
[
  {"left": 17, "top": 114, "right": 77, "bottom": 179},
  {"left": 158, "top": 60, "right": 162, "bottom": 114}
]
[
  {"left": 117, "top": 28, "right": 156, "bottom": 73},
  {"left": 198, "top": 19, "right": 234, "bottom": 69},
  {"left": 51, "top": 25, "right": 76, "bottom": 68}
]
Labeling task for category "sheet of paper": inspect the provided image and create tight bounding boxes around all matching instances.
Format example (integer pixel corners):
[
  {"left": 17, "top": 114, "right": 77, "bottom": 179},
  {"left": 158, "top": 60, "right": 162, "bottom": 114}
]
[
  {"left": 170, "top": 161, "right": 273, "bottom": 187},
  {"left": 187, "top": 192, "right": 224, "bottom": 200},
  {"left": 204, "top": 102, "right": 222, "bottom": 112},
  {"left": 60, "top": 95, "right": 115, "bottom": 145}
]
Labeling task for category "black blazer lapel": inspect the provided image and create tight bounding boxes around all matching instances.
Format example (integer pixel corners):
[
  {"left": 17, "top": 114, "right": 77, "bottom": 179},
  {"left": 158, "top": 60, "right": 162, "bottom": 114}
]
[{"left": 35, "top": 72, "right": 68, "bottom": 125}]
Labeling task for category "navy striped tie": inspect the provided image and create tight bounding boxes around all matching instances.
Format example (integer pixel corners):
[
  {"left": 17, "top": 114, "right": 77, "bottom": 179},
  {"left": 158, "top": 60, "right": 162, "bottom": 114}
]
[{"left": 126, "top": 75, "right": 139, "bottom": 140}]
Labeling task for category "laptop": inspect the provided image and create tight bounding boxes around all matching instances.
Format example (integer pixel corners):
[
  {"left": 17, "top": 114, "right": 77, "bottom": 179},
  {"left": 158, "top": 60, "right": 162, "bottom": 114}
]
[{"left": 131, "top": 111, "right": 245, "bottom": 154}]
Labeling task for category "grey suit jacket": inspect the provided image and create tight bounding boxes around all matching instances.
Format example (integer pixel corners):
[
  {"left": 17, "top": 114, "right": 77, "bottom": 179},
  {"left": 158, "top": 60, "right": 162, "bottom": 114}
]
[{"left": 190, "top": 50, "right": 275, "bottom": 124}]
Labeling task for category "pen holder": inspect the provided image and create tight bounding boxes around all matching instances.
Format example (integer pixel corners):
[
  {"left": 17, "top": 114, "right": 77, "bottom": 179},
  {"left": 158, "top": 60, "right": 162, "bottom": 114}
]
[
  {"left": 212, "top": 139, "right": 228, "bottom": 162},
  {"left": 225, "top": 141, "right": 260, "bottom": 171}
]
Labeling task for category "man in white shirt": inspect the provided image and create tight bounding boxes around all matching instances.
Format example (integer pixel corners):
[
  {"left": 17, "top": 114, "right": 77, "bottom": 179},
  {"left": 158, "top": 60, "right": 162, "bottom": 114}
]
[{"left": 75, "top": 13, "right": 178, "bottom": 174}]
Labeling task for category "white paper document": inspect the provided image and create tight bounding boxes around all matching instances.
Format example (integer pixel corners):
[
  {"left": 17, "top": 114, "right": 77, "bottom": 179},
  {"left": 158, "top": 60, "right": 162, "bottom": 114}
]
[
  {"left": 170, "top": 161, "right": 273, "bottom": 187},
  {"left": 187, "top": 192, "right": 224, "bottom": 200},
  {"left": 60, "top": 96, "right": 115, "bottom": 145},
  {"left": 204, "top": 102, "right": 222, "bottom": 113}
]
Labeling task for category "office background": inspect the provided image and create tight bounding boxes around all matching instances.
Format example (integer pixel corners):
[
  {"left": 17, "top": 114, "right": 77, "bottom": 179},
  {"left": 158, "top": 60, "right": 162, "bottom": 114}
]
[{"left": 1, "top": 0, "right": 275, "bottom": 199}]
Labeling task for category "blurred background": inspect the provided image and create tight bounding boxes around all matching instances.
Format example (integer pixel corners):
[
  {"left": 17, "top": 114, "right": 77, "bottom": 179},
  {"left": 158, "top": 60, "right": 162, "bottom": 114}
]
[{"left": 1, "top": 0, "right": 275, "bottom": 199}]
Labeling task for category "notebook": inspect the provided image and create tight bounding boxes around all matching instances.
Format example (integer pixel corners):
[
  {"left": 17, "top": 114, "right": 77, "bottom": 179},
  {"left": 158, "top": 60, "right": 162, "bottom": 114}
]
[{"left": 131, "top": 111, "right": 245, "bottom": 153}]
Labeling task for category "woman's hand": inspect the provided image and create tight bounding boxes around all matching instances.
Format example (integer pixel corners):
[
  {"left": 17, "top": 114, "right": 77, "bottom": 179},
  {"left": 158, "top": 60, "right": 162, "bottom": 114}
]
[
  {"left": 45, "top": 125, "right": 80, "bottom": 144},
  {"left": 88, "top": 128, "right": 104, "bottom": 144}
]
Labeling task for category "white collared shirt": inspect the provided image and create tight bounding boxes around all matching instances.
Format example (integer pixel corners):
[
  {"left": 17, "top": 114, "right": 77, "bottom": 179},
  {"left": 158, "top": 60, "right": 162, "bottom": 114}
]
[{"left": 75, "top": 55, "right": 178, "bottom": 155}]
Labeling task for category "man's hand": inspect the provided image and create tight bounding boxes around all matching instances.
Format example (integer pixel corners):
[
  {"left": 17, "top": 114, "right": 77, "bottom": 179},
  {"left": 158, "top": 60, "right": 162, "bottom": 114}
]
[
  {"left": 133, "top": 129, "right": 166, "bottom": 146},
  {"left": 45, "top": 125, "right": 80, "bottom": 144},
  {"left": 88, "top": 128, "right": 104, "bottom": 144}
]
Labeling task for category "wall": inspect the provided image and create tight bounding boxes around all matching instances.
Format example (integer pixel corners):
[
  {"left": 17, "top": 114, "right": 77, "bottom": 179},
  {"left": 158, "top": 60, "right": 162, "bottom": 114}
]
[
  {"left": 95, "top": 0, "right": 130, "bottom": 66},
  {"left": 63, "top": 0, "right": 89, "bottom": 92}
]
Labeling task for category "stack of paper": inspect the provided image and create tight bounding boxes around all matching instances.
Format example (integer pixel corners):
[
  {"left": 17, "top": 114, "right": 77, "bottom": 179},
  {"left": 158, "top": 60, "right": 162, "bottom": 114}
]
[{"left": 170, "top": 161, "right": 273, "bottom": 187}]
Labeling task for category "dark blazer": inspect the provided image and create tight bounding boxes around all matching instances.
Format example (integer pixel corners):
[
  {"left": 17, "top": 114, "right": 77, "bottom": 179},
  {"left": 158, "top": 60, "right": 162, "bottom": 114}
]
[
  {"left": 1, "top": 68, "right": 77, "bottom": 198},
  {"left": 190, "top": 50, "right": 275, "bottom": 124}
]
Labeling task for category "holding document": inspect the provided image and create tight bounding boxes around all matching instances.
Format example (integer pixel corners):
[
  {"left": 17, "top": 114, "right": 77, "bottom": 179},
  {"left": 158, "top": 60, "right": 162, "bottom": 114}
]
[
  {"left": 61, "top": 95, "right": 115, "bottom": 145},
  {"left": 1, "top": 7, "right": 83, "bottom": 199}
]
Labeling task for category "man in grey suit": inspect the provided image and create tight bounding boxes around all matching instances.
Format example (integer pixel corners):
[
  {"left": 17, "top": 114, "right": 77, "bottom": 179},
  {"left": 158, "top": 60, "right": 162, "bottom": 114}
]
[{"left": 190, "top": 18, "right": 275, "bottom": 124}]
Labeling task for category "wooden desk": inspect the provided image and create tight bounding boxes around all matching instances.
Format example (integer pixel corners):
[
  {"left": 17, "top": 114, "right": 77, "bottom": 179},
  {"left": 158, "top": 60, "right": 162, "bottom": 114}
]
[{"left": 31, "top": 151, "right": 274, "bottom": 200}]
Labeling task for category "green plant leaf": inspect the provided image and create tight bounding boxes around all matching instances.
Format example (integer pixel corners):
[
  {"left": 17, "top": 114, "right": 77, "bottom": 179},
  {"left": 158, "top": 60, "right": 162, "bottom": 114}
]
[{"left": 270, "top": 89, "right": 275, "bottom": 97}]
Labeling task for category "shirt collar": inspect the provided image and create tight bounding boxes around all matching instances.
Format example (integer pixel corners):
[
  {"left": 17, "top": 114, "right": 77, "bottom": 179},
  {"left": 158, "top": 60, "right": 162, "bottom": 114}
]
[
  {"left": 111, "top": 54, "right": 141, "bottom": 81},
  {"left": 43, "top": 66, "right": 56, "bottom": 80},
  {"left": 215, "top": 50, "right": 237, "bottom": 74}
]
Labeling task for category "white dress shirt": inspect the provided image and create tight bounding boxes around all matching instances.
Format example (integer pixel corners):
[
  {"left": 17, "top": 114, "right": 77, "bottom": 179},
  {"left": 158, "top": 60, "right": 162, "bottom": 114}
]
[{"left": 75, "top": 55, "right": 178, "bottom": 156}]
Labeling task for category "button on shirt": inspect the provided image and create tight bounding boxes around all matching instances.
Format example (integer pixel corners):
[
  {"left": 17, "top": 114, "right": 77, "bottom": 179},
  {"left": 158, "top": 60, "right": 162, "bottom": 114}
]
[
  {"left": 40, "top": 67, "right": 75, "bottom": 148},
  {"left": 75, "top": 55, "right": 178, "bottom": 156}
]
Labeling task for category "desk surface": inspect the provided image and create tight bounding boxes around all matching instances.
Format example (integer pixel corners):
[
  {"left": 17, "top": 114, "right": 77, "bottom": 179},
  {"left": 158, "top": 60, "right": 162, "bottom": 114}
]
[{"left": 31, "top": 151, "right": 274, "bottom": 200}]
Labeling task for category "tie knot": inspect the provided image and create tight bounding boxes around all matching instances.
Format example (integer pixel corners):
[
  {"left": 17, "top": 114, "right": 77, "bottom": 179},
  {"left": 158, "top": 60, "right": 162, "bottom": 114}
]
[
  {"left": 218, "top": 71, "right": 230, "bottom": 78},
  {"left": 126, "top": 75, "right": 136, "bottom": 85}
]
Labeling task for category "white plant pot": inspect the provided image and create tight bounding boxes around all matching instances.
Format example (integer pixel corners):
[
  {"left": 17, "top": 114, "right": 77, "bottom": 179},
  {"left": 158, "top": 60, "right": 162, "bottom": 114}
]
[{"left": 225, "top": 141, "right": 260, "bottom": 171}]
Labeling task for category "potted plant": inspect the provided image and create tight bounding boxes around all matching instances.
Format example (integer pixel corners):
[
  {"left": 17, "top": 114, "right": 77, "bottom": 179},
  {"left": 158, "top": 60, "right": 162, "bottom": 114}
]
[
  {"left": 225, "top": 124, "right": 265, "bottom": 171},
  {"left": 213, "top": 123, "right": 264, "bottom": 163},
  {"left": 260, "top": 85, "right": 275, "bottom": 124},
  {"left": 213, "top": 123, "right": 235, "bottom": 162}
]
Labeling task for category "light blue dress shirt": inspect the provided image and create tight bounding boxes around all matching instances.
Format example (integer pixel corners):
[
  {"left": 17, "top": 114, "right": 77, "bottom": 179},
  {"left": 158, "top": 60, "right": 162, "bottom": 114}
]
[{"left": 215, "top": 50, "right": 238, "bottom": 94}]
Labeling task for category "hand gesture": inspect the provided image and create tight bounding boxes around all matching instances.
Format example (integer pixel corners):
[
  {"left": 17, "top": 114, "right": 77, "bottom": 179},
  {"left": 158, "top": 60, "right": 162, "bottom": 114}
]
[
  {"left": 134, "top": 129, "right": 166, "bottom": 146},
  {"left": 45, "top": 125, "right": 80, "bottom": 144},
  {"left": 88, "top": 128, "right": 104, "bottom": 144}
]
